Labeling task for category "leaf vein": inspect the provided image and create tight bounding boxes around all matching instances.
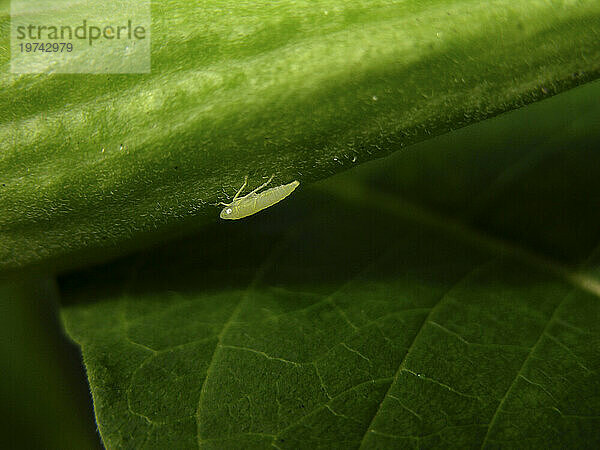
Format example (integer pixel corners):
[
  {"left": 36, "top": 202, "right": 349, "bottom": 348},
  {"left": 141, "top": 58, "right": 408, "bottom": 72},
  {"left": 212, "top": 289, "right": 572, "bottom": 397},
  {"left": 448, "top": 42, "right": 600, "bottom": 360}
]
[
  {"left": 357, "top": 260, "right": 492, "bottom": 449},
  {"left": 479, "top": 289, "right": 573, "bottom": 448}
]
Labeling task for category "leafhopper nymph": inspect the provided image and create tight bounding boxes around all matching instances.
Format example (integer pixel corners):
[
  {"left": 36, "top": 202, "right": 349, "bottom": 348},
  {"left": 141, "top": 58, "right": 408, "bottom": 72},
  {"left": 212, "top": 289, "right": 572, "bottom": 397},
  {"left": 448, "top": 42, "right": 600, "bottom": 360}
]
[{"left": 219, "top": 175, "right": 300, "bottom": 220}]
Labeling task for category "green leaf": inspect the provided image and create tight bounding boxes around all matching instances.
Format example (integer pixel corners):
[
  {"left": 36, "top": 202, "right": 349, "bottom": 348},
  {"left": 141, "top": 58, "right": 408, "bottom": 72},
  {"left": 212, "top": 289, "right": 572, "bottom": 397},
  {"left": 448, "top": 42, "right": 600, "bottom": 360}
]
[
  {"left": 61, "top": 82, "right": 600, "bottom": 449},
  {"left": 2, "top": 0, "right": 600, "bottom": 272}
]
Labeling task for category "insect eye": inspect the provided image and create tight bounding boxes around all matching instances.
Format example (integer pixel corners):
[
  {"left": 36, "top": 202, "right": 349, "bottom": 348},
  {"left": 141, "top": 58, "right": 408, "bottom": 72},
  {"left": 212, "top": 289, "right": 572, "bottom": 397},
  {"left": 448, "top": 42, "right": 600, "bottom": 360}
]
[{"left": 226, "top": 208, "right": 232, "bottom": 214}]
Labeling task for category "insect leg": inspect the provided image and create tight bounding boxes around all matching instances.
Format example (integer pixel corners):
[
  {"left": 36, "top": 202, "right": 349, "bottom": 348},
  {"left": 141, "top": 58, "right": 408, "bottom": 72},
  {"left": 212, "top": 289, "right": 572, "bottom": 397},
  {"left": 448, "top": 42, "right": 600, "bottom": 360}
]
[
  {"left": 231, "top": 175, "right": 249, "bottom": 202},
  {"left": 246, "top": 174, "right": 274, "bottom": 196}
]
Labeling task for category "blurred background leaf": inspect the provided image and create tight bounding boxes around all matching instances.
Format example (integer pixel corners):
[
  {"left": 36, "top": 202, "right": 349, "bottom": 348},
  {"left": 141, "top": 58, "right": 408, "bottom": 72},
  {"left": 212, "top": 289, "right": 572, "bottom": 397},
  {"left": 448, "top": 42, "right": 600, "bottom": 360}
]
[
  {"left": 0, "top": 276, "right": 100, "bottom": 449},
  {"left": 60, "top": 81, "right": 600, "bottom": 448}
]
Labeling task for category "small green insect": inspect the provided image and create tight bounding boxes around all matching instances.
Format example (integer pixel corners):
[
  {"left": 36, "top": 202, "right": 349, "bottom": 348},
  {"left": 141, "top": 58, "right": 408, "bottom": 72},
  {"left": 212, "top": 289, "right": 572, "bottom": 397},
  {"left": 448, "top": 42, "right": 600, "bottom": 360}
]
[{"left": 219, "top": 175, "right": 300, "bottom": 220}]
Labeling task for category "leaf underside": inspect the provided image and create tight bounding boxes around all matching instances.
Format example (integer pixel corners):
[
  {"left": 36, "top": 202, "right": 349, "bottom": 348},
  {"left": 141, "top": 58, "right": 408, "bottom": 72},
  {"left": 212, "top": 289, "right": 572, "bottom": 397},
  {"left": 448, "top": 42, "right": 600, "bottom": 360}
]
[
  {"left": 61, "top": 82, "right": 600, "bottom": 449},
  {"left": 1, "top": 0, "right": 600, "bottom": 272}
]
